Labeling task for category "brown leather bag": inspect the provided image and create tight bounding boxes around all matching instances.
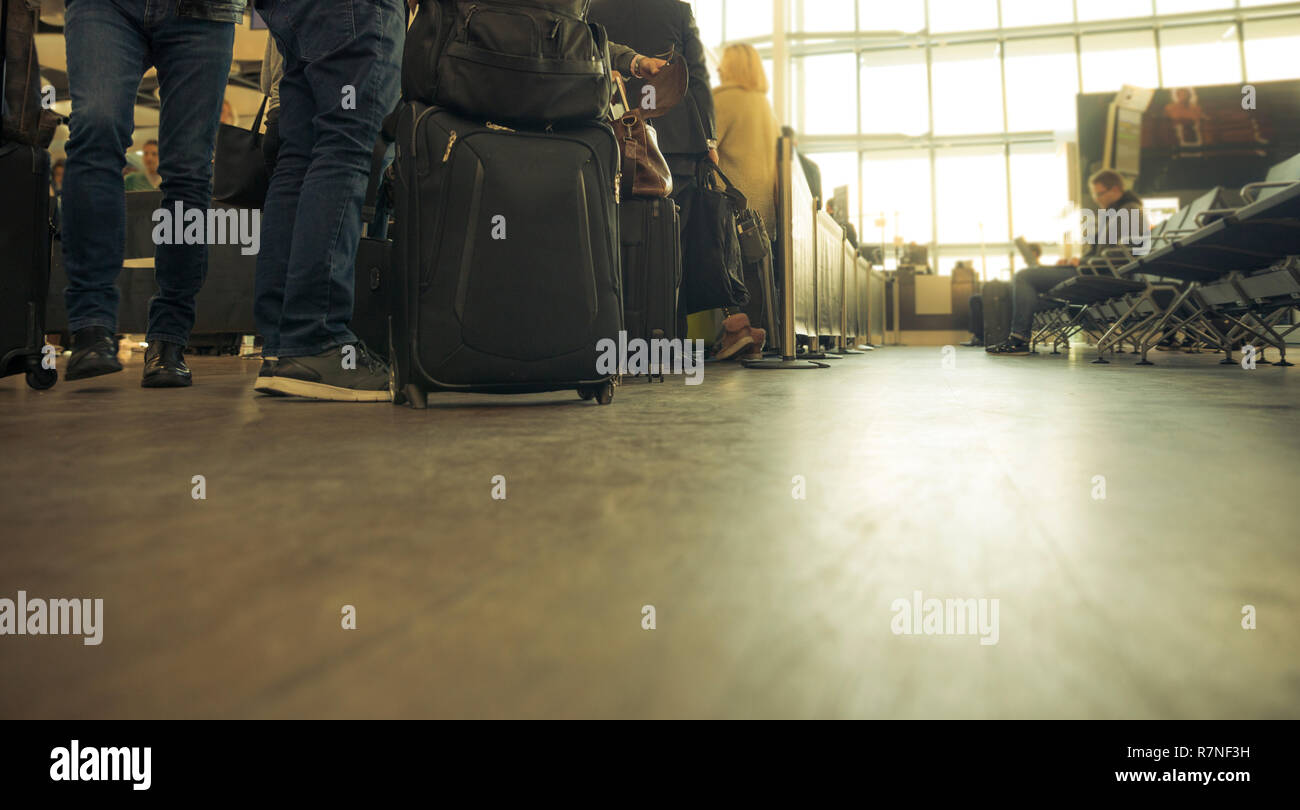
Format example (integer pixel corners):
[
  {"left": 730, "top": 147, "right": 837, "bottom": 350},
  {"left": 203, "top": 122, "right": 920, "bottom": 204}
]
[{"left": 610, "top": 72, "right": 672, "bottom": 200}]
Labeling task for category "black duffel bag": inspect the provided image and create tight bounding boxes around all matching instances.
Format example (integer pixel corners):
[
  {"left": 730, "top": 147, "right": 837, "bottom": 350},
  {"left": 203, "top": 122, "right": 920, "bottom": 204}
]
[
  {"left": 401, "top": 0, "right": 457, "bottom": 105},
  {"left": 680, "top": 162, "right": 750, "bottom": 315},
  {"left": 435, "top": 0, "right": 613, "bottom": 127}
]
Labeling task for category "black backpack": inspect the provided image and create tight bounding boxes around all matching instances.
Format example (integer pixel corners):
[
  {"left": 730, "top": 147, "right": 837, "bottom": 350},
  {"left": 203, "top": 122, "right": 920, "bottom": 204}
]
[{"left": 403, "top": 0, "right": 613, "bottom": 128}]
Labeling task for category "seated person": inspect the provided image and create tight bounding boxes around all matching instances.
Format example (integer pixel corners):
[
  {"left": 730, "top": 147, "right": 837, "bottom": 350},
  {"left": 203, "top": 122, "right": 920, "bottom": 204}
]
[
  {"left": 988, "top": 170, "right": 1144, "bottom": 355},
  {"left": 961, "top": 246, "right": 1039, "bottom": 347},
  {"left": 826, "top": 198, "right": 858, "bottom": 248}
]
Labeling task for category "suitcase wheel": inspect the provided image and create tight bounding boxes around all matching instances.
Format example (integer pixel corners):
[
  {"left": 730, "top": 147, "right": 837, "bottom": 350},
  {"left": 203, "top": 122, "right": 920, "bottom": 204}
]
[
  {"left": 26, "top": 366, "right": 57, "bottom": 391},
  {"left": 578, "top": 381, "right": 614, "bottom": 405},
  {"left": 402, "top": 384, "right": 428, "bottom": 410}
]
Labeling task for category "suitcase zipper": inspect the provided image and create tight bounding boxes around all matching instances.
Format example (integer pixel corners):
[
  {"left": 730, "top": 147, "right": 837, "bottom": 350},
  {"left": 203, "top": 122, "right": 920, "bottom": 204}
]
[
  {"left": 442, "top": 130, "right": 458, "bottom": 163},
  {"left": 411, "top": 105, "right": 437, "bottom": 160}
]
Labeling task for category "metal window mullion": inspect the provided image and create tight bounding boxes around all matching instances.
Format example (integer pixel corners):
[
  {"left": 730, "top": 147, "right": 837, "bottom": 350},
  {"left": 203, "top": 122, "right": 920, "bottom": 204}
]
[
  {"left": 1153, "top": 0, "right": 1164, "bottom": 88},
  {"left": 1073, "top": 0, "right": 1084, "bottom": 94},
  {"left": 925, "top": 0, "right": 938, "bottom": 264},
  {"left": 1236, "top": 0, "right": 1249, "bottom": 82},
  {"left": 855, "top": 0, "right": 864, "bottom": 241},
  {"left": 998, "top": 1, "right": 1014, "bottom": 271}
]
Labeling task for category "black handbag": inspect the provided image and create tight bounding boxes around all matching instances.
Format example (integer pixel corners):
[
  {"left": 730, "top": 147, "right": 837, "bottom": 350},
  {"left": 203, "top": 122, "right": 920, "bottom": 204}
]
[
  {"left": 680, "top": 161, "right": 750, "bottom": 314},
  {"left": 212, "top": 96, "right": 269, "bottom": 208}
]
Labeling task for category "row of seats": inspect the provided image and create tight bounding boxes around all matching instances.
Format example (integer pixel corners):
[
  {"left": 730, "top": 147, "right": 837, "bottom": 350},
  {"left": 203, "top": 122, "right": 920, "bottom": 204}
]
[{"left": 1031, "top": 153, "right": 1300, "bottom": 365}]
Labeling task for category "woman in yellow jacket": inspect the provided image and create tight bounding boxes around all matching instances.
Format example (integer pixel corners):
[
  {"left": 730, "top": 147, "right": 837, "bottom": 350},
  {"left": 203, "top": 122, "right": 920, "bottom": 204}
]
[
  {"left": 695, "top": 43, "right": 779, "bottom": 357},
  {"left": 712, "top": 43, "right": 778, "bottom": 231}
]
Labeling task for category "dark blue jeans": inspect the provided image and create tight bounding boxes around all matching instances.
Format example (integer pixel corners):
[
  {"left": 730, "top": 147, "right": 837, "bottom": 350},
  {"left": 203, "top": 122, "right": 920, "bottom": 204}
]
[
  {"left": 1010, "top": 265, "right": 1078, "bottom": 338},
  {"left": 254, "top": 0, "right": 404, "bottom": 358},
  {"left": 61, "top": 0, "right": 235, "bottom": 345}
]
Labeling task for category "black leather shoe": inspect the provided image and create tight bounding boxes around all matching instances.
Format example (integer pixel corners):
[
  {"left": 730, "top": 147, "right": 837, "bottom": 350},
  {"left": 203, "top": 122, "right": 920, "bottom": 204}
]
[
  {"left": 141, "top": 340, "right": 192, "bottom": 388},
  {"left": 65, "top": 326, "right": 123, "bottom": 381}
]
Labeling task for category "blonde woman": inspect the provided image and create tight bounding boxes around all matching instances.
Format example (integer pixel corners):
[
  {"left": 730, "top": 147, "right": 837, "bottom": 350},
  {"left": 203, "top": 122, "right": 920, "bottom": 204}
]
[
  {"left": 712, "top": 43, "right": 778, "bottom": 229},
  {"left": 697, "top": 43, "right": 779, "bottom": 358}
]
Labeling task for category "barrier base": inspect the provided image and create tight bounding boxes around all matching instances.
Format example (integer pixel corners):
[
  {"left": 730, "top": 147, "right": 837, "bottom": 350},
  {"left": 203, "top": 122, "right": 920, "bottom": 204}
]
[{"left": 742, "top": 358, "right": 831, "bottom": 370}]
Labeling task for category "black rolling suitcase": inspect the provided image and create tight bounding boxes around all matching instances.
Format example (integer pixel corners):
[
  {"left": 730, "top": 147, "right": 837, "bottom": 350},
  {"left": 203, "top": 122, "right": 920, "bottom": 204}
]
[
  {"left": 389, "top": 102, "right": 623, "bottom": 408},
  {"left": 0, "top": 140, "right": 55, "bottom": 389},
  {"left": 619, "top": 197, "right": 680, "bottom": 379},
  {"left": 351, "top": 236, "right": 392, "bottom": 362},
  {"left": 981, "top": 279, "right": 1014, "bottom": 348}
]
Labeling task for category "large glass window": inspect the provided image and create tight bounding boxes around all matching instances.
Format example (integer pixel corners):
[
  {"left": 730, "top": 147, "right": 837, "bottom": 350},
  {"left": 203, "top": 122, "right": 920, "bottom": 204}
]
[
  {"left": 799, "top": 0, "right": 856, "bottom": 32},
  {"left": 857, "top": 0, "right": 925, "bottom": 34},
  {"left": 934, "top": 146, "right": 1009, "bottom": 245},
  {"left": 928, "top": 0, "right": 998, "bottom": 34},
  {"left": 860, "top": 48, "right": 930, "bottom": 136},
  {"left": 1004, "top": 36, "right": 1080, "bottom": 132},
  {"left": 798, "top": 53, "right": 858, "bottom": 135},
  {"left": 1080, "top": 30, "right": 1160, "bottom": 93},
  {"left": 1009, "top": 144, "right": 1072, "bottom": 245},
  {"left": 725, "top": 0, "right": 774, "bottom": 42},
  {"left": 1243, "top": 18, "right": 1300, "bottom": 82},
  {"left": 716, "top": 0, "right": 1300, "bottom": 265},
  {"left": 1077, "top": 0, "right": 1151, "bottom": 23},
  {"left": 1160, "top": 23, "right": 1244, "bottom": 87},
  {"left": 861, "top": 150, "right": 934, "bottom": 247},
  {"left": 1157, "top": 0, "right": 1229, "bottom": 13},
  {"left": 931, "top": 42, "right": 1005, "bottom": 135},
  {"left": 692, "top": 0, "right": 725, "bottom": 51},
  {"left": 1000, "top": 0, "right": 1074, "bottom": 28}
]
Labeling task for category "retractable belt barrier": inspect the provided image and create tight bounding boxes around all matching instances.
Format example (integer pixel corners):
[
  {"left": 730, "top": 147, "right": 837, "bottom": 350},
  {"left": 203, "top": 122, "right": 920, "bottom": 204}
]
[{"left": 768, "top": 136, "right": 877, "bottom": 361}]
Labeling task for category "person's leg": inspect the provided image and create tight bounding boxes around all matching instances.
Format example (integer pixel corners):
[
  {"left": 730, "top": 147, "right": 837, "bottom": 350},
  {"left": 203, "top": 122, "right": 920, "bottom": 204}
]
[
  {"left": 669, "top": 170, "right": 696, "bottom": 340},
  {"left": 1009, "top": 266, "right": 1077, "bottom": 339},
  {"left": 146, "top": 9, "right": 236, "bottom": 357},
  {"left": 273, "top": 0, "right": 404, "bottom": 359},
  {"left": 257, "top": 0, "right": 403, "bottom": 400},
  {"left": 61, "top": 0, "right": 149, "bottom": 377},
  {"left": 255, "top": 43, "right": 312, "bottom": 360},
  {"left": 967, "top": 294, "right": 984, "bottom": 343}
]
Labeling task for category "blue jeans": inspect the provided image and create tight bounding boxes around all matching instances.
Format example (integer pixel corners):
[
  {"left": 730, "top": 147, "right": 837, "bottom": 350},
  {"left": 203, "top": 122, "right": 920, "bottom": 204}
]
[
  {"left": 254, "top": 0, "right": 404, "bottom": 358},
  {"left": 61, "top": 0, "right": 234, "bottom": 345},
  {"left": 1010, "top": 266, "right": 1078, "bottom": 338}
]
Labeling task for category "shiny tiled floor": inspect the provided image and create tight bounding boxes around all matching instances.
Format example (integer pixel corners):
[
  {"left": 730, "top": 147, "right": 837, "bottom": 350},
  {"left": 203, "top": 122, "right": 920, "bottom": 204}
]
[{"left": 1, "top": 345, "right": 1297, "bottom": 718}]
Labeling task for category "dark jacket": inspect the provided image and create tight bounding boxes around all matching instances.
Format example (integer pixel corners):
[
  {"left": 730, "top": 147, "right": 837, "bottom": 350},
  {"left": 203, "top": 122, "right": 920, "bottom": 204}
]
[
  {"left": 799, "top": 152, "right": 822, "bottom": 210},
  {"left": 182, "top": 0, "right": 247, "bottom": 23},
  {"left": 590, "top": 0, "right": 716, "bottom": 161}
]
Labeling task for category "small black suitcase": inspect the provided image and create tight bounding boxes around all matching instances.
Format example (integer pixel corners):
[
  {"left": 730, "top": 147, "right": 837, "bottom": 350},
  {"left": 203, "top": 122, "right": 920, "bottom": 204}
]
[
  {"left": 0, "top": 140, "right": 55, "bottom": 389},
  {"left": 981, "top": 279, "right": 1014, "bottom": 348},
  {"left": 390, "top": 102, "right": 623, "bottom": 408},
  {"left": 351, "top": 236, "right": 392, "bottom": 362},
  {"left": 619, "top": 197, "right": 681, "bottom": 378}
]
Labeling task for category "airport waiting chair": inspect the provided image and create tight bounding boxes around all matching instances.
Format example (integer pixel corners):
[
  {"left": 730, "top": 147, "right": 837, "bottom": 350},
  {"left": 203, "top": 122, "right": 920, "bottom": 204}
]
[{"left": 1132, "top": 153, "right": 1300, "bottom": 364}]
